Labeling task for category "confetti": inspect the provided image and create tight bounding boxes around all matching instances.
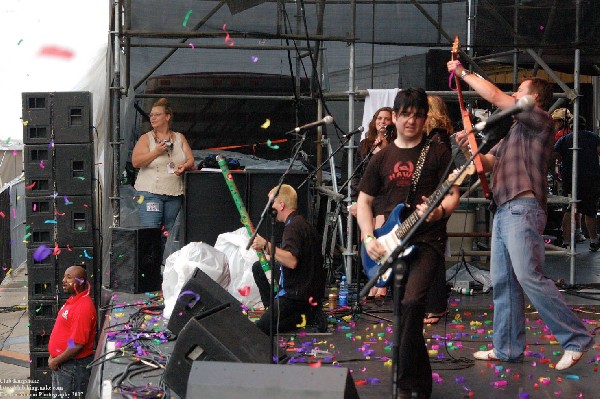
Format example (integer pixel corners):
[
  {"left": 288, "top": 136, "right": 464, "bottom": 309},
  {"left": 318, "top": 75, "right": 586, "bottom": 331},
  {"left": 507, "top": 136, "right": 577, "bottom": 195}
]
[
  {"left": 183, "top": 10, "right": 193, "bottom": 27},
  {"left": 67, "top": 339, "right": 76, "bottom": 349},
  {"left": 0, "top": 211, "right": 5, "bottom": 218},
  {"left": 64, "top": 195, "right": 73, "bottom": 205},
  {"left": 25, "top": 182, "right": 37, "bottom": 190},
  {"left": 44, "top": 220, "right": 57, "bottom": 224},
  {"left": 296, "top": 314, "right": 307, "bottom": 328},
  {"left": 260, "top": 119, "right": 271, "bottom": 129},
  {"left": 189, "top": 43, "right": 195, "bottom": 49},
  {"left": 308, "top": 296, "right": 318, "bottom": 306},
  {"left": 237, "top": 285, "right": 251, "bottom": 296},
  {"left": 53, "top": 244, "right": 61, "bottom": 256},
  {"left": 250, "top": 56, "right": 259, "bottom": 63},
  {"left": 222, "top": 24, "right": 235, "bottom": 47},
  {"left": 39, "top": 160, "right": 45, "bottom": 169},
  {"left": 266, "top": 139, "right": 279, "bottom": 150},
  {"left": 177, "top": 290, "right": 201, "bottom": 308},
  {"left": 83, "top": 250, "right": 93, "bottom": 259},
  {"left": 137, "top": 195, "right": 145, "bottom": 204},
  {"left": 17, "top": 39, "right": 23, "bottom": 45},
  {"left": 38, "top": 45, "right": 74, "bottom": 59},
  {"left": 33, "top": 245, "right": 52, "bottom": 262}
]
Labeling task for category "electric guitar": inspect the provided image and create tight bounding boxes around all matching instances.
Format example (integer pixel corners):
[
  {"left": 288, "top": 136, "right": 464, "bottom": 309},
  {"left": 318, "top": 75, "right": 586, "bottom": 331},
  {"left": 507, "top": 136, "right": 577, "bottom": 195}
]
[
  {"left": 361, "top": 165, "right": 475, "bottom": 287},
  {"left": 452, "top": 35, "right": 491, "bottom": 199}
]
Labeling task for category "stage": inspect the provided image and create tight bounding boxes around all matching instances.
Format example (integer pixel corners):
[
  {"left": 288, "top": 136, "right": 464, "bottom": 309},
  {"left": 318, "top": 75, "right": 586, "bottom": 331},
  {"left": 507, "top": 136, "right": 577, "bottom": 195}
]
[{"left": 87, "top": 283, "right": 600, "bottom": 399}]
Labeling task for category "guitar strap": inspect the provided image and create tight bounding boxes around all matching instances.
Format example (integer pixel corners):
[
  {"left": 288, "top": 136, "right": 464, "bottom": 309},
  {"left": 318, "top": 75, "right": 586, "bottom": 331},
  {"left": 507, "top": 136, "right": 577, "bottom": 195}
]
[{"left": 406, "top": 140, "right": 431, "bottom": 207}]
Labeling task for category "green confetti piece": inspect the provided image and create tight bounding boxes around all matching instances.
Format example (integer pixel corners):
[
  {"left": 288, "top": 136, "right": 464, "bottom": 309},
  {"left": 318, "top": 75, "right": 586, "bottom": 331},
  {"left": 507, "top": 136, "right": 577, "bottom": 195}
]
[
  {"left": 17, "top": 40, "right": 23, "bottom": 45},
  {"left": 266, "top": 139, "right": 279, "bottom": 150},
  {"left": 183, "top": 10, "right": 192, "bottom": 27}
]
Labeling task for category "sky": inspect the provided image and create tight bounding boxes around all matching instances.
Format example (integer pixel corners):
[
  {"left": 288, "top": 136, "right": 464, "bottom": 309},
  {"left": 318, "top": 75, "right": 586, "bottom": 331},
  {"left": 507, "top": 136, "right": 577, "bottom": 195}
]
[{"left": 1, "top": 0, "right": 109, "bottom": 142}]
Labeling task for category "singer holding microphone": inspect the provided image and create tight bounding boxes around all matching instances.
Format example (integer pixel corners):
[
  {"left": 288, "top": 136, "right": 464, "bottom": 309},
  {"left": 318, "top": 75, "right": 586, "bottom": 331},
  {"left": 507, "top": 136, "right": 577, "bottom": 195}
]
[{"left": 447, "top": 61, "right": 592, "bottom": 370}]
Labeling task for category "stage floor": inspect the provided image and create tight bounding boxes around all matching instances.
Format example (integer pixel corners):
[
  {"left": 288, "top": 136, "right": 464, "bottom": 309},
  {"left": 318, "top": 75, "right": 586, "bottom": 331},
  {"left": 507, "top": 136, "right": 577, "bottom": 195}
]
[{"left": 89, "top": 282, "right": 599, "bottom": 399}]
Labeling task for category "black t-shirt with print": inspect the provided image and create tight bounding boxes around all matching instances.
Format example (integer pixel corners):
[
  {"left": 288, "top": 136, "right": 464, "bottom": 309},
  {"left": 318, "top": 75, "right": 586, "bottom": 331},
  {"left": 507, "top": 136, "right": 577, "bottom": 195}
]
[{"left": 358, "top": 138, "right": 453, "bottom": 246}]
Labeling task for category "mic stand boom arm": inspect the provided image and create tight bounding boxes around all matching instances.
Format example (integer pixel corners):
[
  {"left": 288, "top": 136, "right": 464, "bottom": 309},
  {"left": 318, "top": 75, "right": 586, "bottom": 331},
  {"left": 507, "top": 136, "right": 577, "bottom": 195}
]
[{"left": 297, "top": 128, "right": 361, "bottom": 190}]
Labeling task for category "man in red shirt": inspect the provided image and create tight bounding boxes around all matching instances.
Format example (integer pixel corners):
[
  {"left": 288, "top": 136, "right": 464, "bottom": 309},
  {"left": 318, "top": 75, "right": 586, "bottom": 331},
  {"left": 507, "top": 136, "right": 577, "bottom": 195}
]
[{"left": 48, "top": 265, "right": 97, "bottom": 399}]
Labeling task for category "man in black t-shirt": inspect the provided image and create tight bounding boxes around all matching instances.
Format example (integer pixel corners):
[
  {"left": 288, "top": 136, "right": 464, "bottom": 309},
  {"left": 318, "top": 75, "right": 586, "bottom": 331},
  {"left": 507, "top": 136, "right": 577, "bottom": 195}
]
[
  {"left": 357, "top": 88, "right": 460, "bottom": 399},
  {"left": 251, "top": 184, "right": 325, "bottom": 335}
]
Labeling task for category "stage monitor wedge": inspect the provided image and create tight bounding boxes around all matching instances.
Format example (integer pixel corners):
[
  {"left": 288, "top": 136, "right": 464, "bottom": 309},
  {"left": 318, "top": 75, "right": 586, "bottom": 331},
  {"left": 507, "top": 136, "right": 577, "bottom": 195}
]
[
  {"left": 166, "top": 267, "right": 242, "bottom": 335},
  {"left": 164, "top": 303, "right": 271, "bottom": 398},
  {"left": 186, "top": 361, "right": 360, "bottom": 399}
]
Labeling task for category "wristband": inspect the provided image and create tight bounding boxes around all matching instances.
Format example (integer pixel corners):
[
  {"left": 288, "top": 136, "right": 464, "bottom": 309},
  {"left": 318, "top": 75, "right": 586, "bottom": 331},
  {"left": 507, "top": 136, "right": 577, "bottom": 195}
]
[{"left": 364, "top": 234, "right": 376, "bottom": 244}]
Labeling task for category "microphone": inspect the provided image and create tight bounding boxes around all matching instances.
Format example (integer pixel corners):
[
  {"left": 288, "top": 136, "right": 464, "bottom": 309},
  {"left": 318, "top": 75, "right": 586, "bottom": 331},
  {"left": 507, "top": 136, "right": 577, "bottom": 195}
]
[
  {"left": 343, "top": 126, "right": 364, "bottom": 139},
  {"left": 473, "top": 95, "right": 535, "bottom": 132},
  {"left": 286, "top": 115, "right": 334, "bottom": 134}
]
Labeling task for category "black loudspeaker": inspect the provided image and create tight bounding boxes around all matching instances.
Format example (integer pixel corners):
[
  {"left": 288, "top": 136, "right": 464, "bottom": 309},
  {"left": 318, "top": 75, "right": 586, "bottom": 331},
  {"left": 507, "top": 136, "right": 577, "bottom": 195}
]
[
  {"left": 109, "top": 227, "right": 162, "bottom": 293},
  {"left": 183, "top": 170, "right": 310, "bottom": 246},
  {"left": 164, "top": 304, "right": 271, "bottom": 398},
  {"left": 183, "top": 170, "right": 247, "bottom": 246},
  {"left": 54, "top": 144, "right": 93, "bottom": 195},
  {"left": 167, "top": 267, "right": 242, "bottom": 335},
  {"left": 186, "top": 361, "right": 359, "bottom": 399}
]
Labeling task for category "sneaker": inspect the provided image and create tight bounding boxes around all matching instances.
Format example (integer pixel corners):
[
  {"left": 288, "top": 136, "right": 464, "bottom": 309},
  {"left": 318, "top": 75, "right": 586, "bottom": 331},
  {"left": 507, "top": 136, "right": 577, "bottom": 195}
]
[
  {"left": 555, "top": 350, "right": 585, "bottom": 370},
  {"left": 575, "top": 232, "right": 586, "bottom": 242},
  {"left": 473, "top": 349, "right": 499, "bottom": 361},
  {"left": 590, "top": 241, "right": 600, "bottom": 252}
]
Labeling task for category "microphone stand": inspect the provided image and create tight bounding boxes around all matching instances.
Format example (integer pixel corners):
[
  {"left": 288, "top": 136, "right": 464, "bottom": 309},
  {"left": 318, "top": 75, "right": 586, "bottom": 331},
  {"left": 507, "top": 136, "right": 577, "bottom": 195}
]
[
  {"left": 335, "top": 142, "right": 385, "bottom": 320},
  {"left": 297, "top": 129, "right": 361, "bottom": 190},
  {"left": 246, "top": 132, "right": 309, "bottom": 363},
  {"left": 357, "top": 145, "right": 485, "bottom": 399}
]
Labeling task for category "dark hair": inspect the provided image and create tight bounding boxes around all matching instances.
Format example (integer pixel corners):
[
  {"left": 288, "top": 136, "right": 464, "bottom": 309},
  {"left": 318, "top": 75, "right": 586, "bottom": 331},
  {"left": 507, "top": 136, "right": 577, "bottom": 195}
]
[
  {"left": 393, "top": 88, "right": 429, "bottom": 115},
  {"left": 524, "top": 78, "right": 553, "bottom": 110},
  {"left": 361, "top": 107, "right": 394, "bottom": 156}
]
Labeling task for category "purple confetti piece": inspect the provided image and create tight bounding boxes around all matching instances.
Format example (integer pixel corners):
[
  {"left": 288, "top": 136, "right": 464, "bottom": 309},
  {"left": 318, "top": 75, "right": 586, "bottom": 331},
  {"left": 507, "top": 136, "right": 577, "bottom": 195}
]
[
  {"left": 67, "top": 339, "right": 76, "bottom": 349},
  {"left": 32, "top": 244, "right": 52, "bottom": 262}
]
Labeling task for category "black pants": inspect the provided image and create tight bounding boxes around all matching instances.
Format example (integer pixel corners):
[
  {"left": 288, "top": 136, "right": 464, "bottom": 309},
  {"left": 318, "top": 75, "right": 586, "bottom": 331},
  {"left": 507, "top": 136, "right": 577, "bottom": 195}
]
[
  {"left": 395, "top": 244, "right": 442, "bottom": 398},
  {"left": 252, "top": 261, "right": 280, "bottom": 308},
  {"left": 252, "top": 261, "right": 311, "bottom": 335}
]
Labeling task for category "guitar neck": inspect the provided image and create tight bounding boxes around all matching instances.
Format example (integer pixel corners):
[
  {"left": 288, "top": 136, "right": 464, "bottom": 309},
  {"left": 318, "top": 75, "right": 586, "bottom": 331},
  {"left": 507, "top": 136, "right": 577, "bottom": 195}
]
[{"left": 393, "top": 180, "right": 452, "bottom": 240}]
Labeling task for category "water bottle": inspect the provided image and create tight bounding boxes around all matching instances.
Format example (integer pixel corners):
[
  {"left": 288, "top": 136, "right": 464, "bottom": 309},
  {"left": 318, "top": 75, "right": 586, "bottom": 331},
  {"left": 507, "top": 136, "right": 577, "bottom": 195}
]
[{"left": 338, "top": 276, "right": 348, "bottom": 307}]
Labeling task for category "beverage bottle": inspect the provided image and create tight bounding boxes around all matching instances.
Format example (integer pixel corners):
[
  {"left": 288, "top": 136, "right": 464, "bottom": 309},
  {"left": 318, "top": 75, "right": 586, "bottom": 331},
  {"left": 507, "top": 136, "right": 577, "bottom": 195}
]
[{"left": 338, "top": 276, "right": 348, "bottom": 307}]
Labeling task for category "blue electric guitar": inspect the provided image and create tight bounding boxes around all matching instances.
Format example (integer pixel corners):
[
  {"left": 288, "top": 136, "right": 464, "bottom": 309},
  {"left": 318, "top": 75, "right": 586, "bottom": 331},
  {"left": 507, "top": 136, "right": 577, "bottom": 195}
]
[{"left": 361, "top": 165, "right": 475, "bottom": 287}]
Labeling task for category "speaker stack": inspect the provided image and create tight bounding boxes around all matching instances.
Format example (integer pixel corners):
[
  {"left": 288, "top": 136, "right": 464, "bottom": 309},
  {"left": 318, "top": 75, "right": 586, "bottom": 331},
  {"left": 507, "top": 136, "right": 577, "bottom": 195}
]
[{"left": 22, "top": 92, "right": 97, "bottom": 395}]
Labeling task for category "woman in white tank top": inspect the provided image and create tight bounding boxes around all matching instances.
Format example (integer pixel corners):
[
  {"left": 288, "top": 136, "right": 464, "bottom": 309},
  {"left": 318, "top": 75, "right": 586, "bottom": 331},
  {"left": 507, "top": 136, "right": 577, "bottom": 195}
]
[{"left": 132, "top": 98, "right": 194, "bottom": 261}]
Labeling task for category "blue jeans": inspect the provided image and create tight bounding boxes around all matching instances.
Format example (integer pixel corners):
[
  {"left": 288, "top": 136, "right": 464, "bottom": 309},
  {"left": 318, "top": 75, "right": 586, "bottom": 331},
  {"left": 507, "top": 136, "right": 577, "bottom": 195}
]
[
  {"left": 490, "top": 198, "right": 593, "bottom": 360},
  {"left": 136, "top": 191, "right": 182, "bottom": 259},
  {"left": 51, "top": 356, "right": 93, "bottom": 398}
]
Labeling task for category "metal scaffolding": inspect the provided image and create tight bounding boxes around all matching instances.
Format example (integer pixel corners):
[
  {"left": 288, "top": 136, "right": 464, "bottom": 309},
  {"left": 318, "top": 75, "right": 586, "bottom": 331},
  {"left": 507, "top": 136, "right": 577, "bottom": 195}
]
[{"left": 107, "top": 0, "right": 597, "bottom": 286}]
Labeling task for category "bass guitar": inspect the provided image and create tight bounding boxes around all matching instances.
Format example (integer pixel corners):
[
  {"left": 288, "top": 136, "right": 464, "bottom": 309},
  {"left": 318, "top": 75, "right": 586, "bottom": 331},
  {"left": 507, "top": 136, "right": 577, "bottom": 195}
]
[
  {"left": 361, "top": 165, "right": 475, "bottom": 287},
  {"left": 451, "top": 35, "right": 491, "bottom": 199},
  {"left": 215, "top": 155, "right": 273, "bottom": 276}
]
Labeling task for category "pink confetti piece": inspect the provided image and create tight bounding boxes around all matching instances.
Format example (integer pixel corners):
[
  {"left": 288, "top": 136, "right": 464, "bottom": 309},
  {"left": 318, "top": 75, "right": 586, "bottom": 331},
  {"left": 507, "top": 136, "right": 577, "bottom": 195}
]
[
  {"left": 39, "top": 160, "right": 45, "bottom": 169},
  {"left": 32, "top": 245, "right": 52, "bottom": 262},
  {"left": 189, "top": 43, "right": 195, "bottom": 49},
  {"left": 308, "top": 296, "right": 318, "bottom": 306},
  {"left": 53, "top": 244, "right": 61, "bottom": 256},
  {"left": 25, "top": 182, "right": 36, "bottom": 189},
  {"left": 12, "top": 150, "right": 18, "bottom": 157},
  {"left": 0, "top": 211, "right": 5, "bottom": 218},
  {"left": 222, "top": 24, "right": 235, "bottom": 47},
  {"left": 12, "top": 208, "right": 16, "bottom": 219},
  {"left": 38, "top": 45, "right": 74, "bottom": 59},
  {"left": 237, "top": 285, "right": 251, "bottom": 296}
]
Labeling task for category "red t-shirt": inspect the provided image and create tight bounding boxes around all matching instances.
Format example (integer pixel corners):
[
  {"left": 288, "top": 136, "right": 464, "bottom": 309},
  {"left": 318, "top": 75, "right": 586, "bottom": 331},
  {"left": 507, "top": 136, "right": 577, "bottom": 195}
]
[{"left": 48, "top": 291, "right": 97, "bottom": 359}]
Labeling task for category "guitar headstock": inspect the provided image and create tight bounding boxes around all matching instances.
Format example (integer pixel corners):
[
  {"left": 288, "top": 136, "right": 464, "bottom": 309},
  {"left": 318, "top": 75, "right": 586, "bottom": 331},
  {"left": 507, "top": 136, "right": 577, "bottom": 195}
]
[
  {"left": 448, "top": 164, "right": 476, "bottom": 186},
  {"left": 451, "top": 35, "right": 460, "bottom": 56}
]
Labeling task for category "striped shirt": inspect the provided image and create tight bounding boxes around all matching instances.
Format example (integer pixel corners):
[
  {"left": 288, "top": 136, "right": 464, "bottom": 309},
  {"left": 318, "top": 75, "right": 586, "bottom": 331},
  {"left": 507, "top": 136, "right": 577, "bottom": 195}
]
[{"left": 488, "top": 106, "right": 554, "bottom": 212}]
